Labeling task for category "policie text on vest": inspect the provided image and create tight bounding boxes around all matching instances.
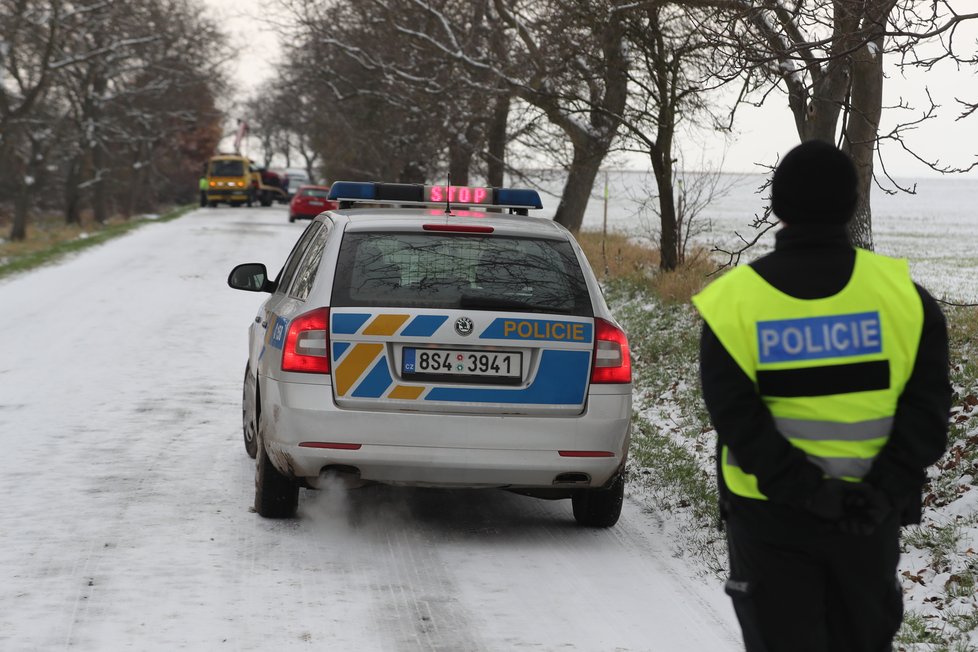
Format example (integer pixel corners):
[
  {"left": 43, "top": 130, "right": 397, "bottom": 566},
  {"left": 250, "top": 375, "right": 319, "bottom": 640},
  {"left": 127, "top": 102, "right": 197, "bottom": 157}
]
[{"left": 757, "top": 312, "right": 882, "bottom": 364}]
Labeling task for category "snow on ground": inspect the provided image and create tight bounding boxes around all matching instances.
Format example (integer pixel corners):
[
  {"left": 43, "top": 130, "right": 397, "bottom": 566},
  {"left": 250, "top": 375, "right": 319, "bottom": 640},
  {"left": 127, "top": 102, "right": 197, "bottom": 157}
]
[{"left": 0, "top": 206, "right": 742, "bottom": 651}]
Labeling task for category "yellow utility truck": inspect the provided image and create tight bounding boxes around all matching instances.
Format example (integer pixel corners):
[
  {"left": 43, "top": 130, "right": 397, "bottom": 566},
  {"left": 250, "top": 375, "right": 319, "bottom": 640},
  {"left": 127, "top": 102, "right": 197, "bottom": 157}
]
[
  {"left": 205, "top": 154, "right": 254, "bottom": 207},
  {"left": 204, "top": 155, "right": 288, "bottom": 207}
]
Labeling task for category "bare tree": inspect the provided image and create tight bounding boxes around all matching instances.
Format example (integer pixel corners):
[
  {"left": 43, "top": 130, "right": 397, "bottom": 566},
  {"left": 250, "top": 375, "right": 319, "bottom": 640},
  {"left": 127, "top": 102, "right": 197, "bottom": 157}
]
[
  {"left": 276, "top": 0, "right": 630, "bottom": 231},
  {"left": 1, "top": 0, "right": 228, "bottom": 239},
  {"left": 1, "top": 0, "right": 80, "bottom": 240},
  {"left": 277, "top": 0, "right": 459, "bottom": 183},
  {"left": 487, "top": 0, "right": 629, "bottom": 232},
  {"left": 613, "top": 3, "right": 730, "bottom": 270},
  {"left": 654, "top": 0, "right": 978, "bottom": 250}
]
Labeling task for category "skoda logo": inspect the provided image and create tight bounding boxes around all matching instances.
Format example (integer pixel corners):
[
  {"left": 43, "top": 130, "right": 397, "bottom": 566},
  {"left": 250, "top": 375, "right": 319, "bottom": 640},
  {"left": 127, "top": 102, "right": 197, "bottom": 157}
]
[{"left": 455, "top": 317, "right": 474, "bottom": 336}]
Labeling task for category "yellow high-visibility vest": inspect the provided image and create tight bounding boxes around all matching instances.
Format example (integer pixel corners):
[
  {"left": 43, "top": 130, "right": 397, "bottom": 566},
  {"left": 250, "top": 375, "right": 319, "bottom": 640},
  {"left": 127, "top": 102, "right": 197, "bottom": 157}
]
[{"left": 692, "top": 248, "right": 923, "bottom": 500}]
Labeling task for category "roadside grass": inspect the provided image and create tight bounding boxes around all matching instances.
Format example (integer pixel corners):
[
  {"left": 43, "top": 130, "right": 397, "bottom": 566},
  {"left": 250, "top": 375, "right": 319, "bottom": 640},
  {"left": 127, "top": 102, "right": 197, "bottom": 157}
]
[
  {"left": 576, "top": 229, "right": 715, "bottom": 303},
  {"left": 0, "top": 205, "right": 194, "bottom": 280},
  {"left": 575, "top": 230, "right": 659, "bottom": 284},
  {"left": 895, "top": 305, "right": 978, "bottom": 651}
]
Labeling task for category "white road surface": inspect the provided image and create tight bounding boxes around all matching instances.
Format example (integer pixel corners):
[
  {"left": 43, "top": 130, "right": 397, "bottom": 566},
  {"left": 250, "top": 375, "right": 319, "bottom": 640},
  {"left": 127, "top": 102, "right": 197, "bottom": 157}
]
[{"left": 0, "top": 206, "right": 742, "bottom": 651}]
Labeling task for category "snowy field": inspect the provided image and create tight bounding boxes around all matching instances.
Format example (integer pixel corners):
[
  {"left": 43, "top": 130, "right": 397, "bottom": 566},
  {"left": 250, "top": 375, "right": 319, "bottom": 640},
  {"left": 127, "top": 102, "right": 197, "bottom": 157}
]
[
  {"left": 0, "top": 206, "right": 742, "bottom": 651},
  {"left": 522, "top": 170, "right": 978, "bottom": 303}
]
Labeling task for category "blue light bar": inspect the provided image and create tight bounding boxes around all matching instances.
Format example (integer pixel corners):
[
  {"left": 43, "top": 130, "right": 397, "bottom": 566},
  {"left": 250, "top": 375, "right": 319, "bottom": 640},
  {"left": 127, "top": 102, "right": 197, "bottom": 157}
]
[
  {"left": 327, "top": 181, "right": 543, "bottom": 211},
  {"left": 328, "top": 181, "right": 376, "bottom": 201},
  {"left": 496, "top": 188, "right": 543, "bottom": 210}
]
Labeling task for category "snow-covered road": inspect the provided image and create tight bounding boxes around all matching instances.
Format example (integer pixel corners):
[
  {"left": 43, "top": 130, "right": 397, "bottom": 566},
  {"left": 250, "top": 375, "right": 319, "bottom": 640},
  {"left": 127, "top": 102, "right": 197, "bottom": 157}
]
[{"left": 0, "top": 207, "right": 741, "bottom": 651}]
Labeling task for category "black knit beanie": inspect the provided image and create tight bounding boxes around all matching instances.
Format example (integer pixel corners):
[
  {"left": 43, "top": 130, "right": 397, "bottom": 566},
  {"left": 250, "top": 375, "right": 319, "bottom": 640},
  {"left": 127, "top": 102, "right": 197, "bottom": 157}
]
[{"left": 771, "top": 141, "right": 858, "bottom": 225}]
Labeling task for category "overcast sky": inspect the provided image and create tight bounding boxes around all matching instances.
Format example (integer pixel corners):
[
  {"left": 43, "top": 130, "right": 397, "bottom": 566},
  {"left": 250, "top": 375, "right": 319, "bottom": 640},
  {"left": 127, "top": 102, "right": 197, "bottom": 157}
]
[{"left": 203, "top": 1, "right": 978, "bottom": 179}]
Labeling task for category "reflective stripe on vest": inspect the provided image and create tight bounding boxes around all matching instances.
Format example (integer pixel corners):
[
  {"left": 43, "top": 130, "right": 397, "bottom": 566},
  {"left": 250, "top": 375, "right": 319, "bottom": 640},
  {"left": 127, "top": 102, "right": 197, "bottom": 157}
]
[{"left": 692, "top": 248, "right": 923, "bottom": 500}]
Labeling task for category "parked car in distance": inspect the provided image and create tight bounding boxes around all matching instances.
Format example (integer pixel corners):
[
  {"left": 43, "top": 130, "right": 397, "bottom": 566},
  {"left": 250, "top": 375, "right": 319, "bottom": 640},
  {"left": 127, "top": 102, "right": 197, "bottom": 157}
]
[
  {"left": 289, "top": 185, "right": 337, "bottom": 222},
  {"left": 284, "top": 169, "right": 312, "bottom": 198}
]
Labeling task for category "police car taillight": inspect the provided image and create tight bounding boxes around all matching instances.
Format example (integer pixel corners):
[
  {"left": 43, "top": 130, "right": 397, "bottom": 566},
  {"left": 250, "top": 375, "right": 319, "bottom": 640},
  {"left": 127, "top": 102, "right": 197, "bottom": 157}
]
[
  {"left": 591, "top": 318, "right": 631, "bottom": 384},
  {"left": 282, "top": 308, "right": 330, "bottom": 374}
]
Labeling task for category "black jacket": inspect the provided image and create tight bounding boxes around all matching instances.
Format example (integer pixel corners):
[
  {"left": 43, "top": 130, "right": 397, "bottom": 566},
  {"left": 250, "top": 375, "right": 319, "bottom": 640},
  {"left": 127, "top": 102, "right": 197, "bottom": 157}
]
[{"left": 700, "top": 224, "right": 951, "bottom": 536}]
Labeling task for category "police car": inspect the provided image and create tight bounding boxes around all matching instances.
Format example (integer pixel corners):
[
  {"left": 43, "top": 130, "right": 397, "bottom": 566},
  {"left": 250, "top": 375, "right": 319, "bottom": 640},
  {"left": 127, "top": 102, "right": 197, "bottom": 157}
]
[{"left": 228, "top": 181, "right": 632, "bottom": 527}]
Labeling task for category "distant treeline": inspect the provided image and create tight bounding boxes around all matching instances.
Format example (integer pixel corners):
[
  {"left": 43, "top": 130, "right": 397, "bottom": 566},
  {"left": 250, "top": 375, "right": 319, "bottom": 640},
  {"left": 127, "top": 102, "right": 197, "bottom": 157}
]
[{"left": 1, "top": 0, "right": 228, "bottom": 239}]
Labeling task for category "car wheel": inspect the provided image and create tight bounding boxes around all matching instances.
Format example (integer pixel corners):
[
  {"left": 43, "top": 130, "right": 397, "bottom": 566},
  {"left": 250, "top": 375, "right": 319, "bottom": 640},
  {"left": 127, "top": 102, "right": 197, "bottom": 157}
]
[
  {"left": 572, "top": 472, "right": 624, "bottom": 528},
  {"left": 288, "top": 214, "right": 296, "bottom": 223},
  {"left": 242, "top": 365, "right": 258, "bottom": 459},
  {"left": 254, "top": 409, "right": 299, "bottom": 518}
]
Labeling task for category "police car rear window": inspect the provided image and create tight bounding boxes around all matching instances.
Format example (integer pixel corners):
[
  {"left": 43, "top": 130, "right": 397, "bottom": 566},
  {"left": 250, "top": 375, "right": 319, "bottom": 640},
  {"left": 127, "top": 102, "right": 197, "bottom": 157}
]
[{"left": 331, "top": 233, "right": 593, "bottom": 316}]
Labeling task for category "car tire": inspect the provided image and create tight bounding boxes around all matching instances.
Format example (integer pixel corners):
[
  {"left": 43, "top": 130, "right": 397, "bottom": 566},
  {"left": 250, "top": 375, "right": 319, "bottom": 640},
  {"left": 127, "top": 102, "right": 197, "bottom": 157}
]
[
  {"left": 242, "top": 365, "right": 258, "bottom": 459},
  {"left": 260, "top": 191, "right": 273, "bottom": 207},
  {"left": 254, "top": 410, "right": 299, "bottom": 518},
  {"left": 288, "top": 214, "right": 296, "bottom": 223},
  {"left": 572, "top": 472, "right": 624, "bottom": 528}
]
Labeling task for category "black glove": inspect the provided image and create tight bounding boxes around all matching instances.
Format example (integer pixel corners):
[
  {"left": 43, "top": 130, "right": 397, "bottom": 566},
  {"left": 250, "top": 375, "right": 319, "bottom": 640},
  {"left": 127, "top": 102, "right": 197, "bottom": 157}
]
[
  {"left": 804, "top": 478, "right": 848, "bottom": 521},
  {"left": 836, "top": 482, "right": 892, "bottom": 536}
]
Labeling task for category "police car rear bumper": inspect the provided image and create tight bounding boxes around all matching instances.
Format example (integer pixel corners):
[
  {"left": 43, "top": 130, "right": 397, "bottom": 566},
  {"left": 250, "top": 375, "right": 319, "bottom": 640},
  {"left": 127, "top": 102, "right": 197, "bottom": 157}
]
[{"left": 262, "top": 377, "right": 631, "bottom": 489}]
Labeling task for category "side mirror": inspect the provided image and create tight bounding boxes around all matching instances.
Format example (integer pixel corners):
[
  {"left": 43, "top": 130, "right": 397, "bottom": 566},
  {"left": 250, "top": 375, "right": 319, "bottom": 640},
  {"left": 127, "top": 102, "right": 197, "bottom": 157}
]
[{"left": 228, "top": 263, "right": 274, "bottom": 292}]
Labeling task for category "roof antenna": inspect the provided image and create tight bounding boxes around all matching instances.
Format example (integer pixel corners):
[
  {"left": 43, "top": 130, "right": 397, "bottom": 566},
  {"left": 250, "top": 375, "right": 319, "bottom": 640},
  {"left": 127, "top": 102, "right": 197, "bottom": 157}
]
[{"left": 444, "top": 173, "right": 452, "bottom": 215}]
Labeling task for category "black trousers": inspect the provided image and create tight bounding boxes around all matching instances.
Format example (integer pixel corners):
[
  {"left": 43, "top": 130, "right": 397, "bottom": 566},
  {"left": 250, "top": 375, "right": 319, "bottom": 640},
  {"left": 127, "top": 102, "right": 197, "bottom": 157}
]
[{"left": 724, "top": 511, "right": 903, "bottom": 652}]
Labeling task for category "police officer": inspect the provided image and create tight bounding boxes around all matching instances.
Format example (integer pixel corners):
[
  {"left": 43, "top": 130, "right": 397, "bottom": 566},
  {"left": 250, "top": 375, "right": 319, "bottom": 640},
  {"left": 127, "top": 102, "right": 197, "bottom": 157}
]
[
  {"left": 199, "top": 174, "right": 208, "bottom": 207},
  {"left": 692, "top": 141, "right": 951, "bottom": 652}
]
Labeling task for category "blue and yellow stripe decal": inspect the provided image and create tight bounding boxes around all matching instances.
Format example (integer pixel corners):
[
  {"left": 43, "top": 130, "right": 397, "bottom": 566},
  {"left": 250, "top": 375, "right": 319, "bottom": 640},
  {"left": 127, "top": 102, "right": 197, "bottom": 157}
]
[
  {"left": 330, "top": 312, "right": 592, "bottom": 404},
  {"left": 258, "top": 314, "right": 288, "bottom": 362}
]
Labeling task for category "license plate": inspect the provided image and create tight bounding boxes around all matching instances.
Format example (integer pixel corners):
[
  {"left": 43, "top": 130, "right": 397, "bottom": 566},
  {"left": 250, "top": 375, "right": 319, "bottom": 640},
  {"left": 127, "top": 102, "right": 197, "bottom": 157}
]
[
  {"left": 308, "top": 200, "right": 324, "bottom": 206},
  {"left": 403, "top": 348, "right": 522, "bottom": 381}
]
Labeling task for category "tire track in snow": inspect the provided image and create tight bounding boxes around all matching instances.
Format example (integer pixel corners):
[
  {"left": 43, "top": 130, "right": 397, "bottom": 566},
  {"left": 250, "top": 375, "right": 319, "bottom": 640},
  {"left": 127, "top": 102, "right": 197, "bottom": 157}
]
[{"left": 301, "top": 484, "right": 490, "bottom": 652}]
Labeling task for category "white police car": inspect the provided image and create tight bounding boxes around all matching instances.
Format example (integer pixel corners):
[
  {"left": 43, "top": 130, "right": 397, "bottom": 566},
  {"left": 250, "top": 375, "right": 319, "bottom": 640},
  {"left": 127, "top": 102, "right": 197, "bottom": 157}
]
[{"left": 228, "top": 181, "right": 632, "bottom": 526}]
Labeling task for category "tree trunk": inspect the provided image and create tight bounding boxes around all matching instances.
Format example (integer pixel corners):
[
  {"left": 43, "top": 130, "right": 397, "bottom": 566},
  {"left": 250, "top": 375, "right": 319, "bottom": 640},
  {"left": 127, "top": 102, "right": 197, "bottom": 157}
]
[
  {"left": 91, "top": 74, "right": 108, "bottom": 224},
  {"left": 553, "top": 143, "right": 605, "bottom": 233},
  {"left": 448, "top": 138, "right": 472, "bottom": 187},
  {"left": 124, "top": 156, "right": 138, "bottom": 219},
  {"left": 64, "top": 157, "right": 83, "bottom": 225},
  {"left": 92, "top": 152, "right": 108, "bottom": 224},
  {"left": 300, "top": 146, "right": 319, "bottom": 184},
  {"left": 842, "top": 31, "right": 889, "bottom": 250},
  {"left": 485, "top": 91, "right": 509, "bottom": 188},
  {"left": 650, "top": 150, "right": 678, "bottom": 271},
  {"left": 10, "top": 186, "right": 30, "bottom": 241},
  {"left": 10, "top": 138, "right": 43, "bottom": 240}
]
